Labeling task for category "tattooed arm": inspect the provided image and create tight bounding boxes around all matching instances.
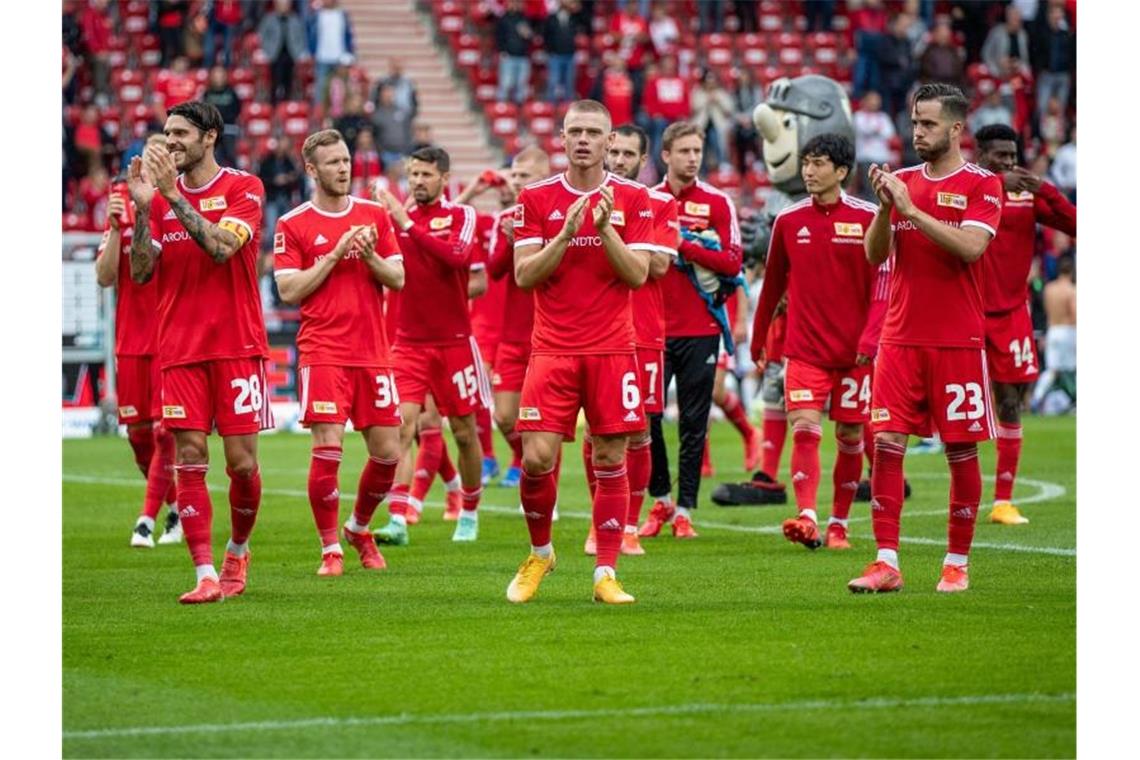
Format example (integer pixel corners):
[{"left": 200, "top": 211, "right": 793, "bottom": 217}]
[{"left": 125, "top": 156, "right": 159, "bottom": 284}]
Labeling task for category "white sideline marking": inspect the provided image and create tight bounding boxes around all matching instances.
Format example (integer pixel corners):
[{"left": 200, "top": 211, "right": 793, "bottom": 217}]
[
  {"left": 63, "top": 691, "right": 1074, "bottom": 741},
  {"left": 62, "top": 474, "right": 1076, "bottom": 557}
]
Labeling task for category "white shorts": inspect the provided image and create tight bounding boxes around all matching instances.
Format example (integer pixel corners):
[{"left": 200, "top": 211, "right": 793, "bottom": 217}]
[{"left": 1045, "top": 325, "right": 1076, "bottom": 372}]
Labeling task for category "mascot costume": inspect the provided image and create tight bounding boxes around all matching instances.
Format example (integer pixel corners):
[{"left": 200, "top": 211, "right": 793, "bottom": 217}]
[{"left": 712, "top": 75, "right": 855, "bottom": 507}]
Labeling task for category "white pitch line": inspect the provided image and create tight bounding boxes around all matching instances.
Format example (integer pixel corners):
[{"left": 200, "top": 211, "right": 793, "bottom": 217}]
[
  {"left": 61, "top": 474, "right": 1076, "bottom": 557},
  {"left": 63, "top": 691, "right": 1074, "bottom": 741}
]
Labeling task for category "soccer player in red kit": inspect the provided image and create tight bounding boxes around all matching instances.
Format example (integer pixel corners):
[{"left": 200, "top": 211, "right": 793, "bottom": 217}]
[
  {"left": 127, "top": 101, "right": 271, "bottom": 604},
  {"left": 372, "top": 147, "right": 488, "bottom": 545},
  {"left": 273, "top": 129, "right": 405, "bottom": 576},
  {"left": 581, "top": 123, "right": 678, "bottom": 557},
  {"left": 506, "top": 100, "right": 657, "bottom": 605},
  {"left": 851, "top": 84, "right": 1003, "bottom": 594},
  {"left": 486, "top": 147, "right": 553, "bottom": 488},
  {"left": 974, "top": 123, "right": 1076, "bottom": 526},
  {"left": 95, "top": 132, "right": 181, "bottom": 549},
  {"left": 751, "top": 133, "right": 881, "bottom": 552}
]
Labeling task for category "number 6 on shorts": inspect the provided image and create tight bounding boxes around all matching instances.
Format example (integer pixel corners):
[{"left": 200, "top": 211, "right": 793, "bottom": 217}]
[{"left": 621, "top": 371, "right": 640, "bottom": 410}]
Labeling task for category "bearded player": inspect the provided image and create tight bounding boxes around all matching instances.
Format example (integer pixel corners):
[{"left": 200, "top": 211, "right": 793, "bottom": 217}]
[
  {"left": 850, "top": 84, "right": 1003, "bottom": 594},
  {"left": 751, "top": 133, "right": 882, "bottom": 551},
  {"left": 582, "top": 123, "right": 678, "bottom": 557},
  {"left": 128, "top": 101, "right": 271, "bottom": 604},
  {"left": 486, "top": 147, "right": 553, "bottom": 488},
  {"left": 974, "top": 123, "right": 1076, "bottom": 525},
  {"left": 372, "top": 147, "right": 488, "bottom": 544},
  {"left": 273, "top": 129, "right": 405, "bottom": 576},
  {"left": 95, "top": 132, "right": 181, "bottom": 548},
  {"left": 506, "top": 100, "right": 657, "bottom": 604}
]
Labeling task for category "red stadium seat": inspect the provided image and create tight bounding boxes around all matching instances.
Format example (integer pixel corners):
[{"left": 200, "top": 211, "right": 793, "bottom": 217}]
[
  {"left": 62, "top": 212, "right": 88, "bottom": 231},
  {"left": 98, "top": 108, "right": 121, "bottom": 142},
  {"left": 122, "top": 1, "right": 149, "bottom": 35},
  {"left": 240, "top": 102, "right": 273, "bottom": 137},
  {"left": 778, "top": 47, "right": 804, "bottom": 67},
  {"left": 112, "top": 69, "right": 146, "bottom": 105},
  {"left": 759, "top": 13, "right": 783, "bottom": 32},
  {"left": 136, "top": 34, "right": 162, "bottom": 68},
  {"left": 736, "top": 32, "right": 768, "bottom": 53},
  {"left": 230, "top": 68, "right": 256, "bottom": 101},
  {"left": 706, "top": 166, "right": 741, "bottom": 192},
  {"left": 499, "top": 135, "right": 521, "bottom": 156},
  {"left": 741, "top": 47, "right": 769, "bottom": 67},
  {"left": 542, "top": 134, "right": 564, "bottom": 155},
  {"left": 522, "top": 101, "right": 556, "bottom": 136},
  {"left": 486, "top": 102, "right": 519, "bottom": 137},
  {"left": 107, "top": 36, "right": 128, "bottom": 69},
  {"left": 455, "top": 33, "right": 482, "bottom": 68}
]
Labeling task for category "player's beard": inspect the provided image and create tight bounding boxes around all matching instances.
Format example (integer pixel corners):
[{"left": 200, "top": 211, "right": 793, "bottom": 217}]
[
  {"left": 318, "top": 175, "right": 350, "bottom": 198},
  {"left": 916, "top": 132, "right": 950, "bottom": 163},
  {"left": 413, "top": 185, "right": 440, "bottom": 205}
]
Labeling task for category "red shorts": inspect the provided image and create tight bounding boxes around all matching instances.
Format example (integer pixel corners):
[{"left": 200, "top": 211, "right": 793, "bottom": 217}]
[
  {"left": 492, "top": 341, "right": 531, "bottom": 394},
  {"left": 116, "top": 355, "right": 160, "bottom": 424},
  {"left": 299, "top": 364, "right": 402, "bottom": 429},
  {"left": 985, "top": 306, "right": 1040, "bottom": 384},
  {"left": 392, "top": 338, "right": 490, "bottom": 418},
  {"left": 785, "top": 358, "right": 871, "bottom": 423},
  {"left": 637, "top": 346, "right": 665, "bottom": 415},
  {"left": 518, "top": 353, "right": 646, "bottom": 441},
  {"left": 871, "top": 344, "right": 995, "bottom": 443},
  {"left": 161, "top": 358, "right": 275, "bottom": 436}
]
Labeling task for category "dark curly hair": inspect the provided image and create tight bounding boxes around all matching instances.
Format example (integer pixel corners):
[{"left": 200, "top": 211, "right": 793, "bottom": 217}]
[
  {"left": 974, "top": 123, "right": 1019, "bottom": 149},
  {"left": 801, "top": 132, "right": 855, "bottom": 175}
]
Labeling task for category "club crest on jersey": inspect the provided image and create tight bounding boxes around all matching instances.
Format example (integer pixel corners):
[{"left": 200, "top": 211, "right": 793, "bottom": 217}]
[
  {"left": 273, "top": 232, "right": 285, "bottom": 253},
  {"left": 1006, "top": 190, "right": 1034, "bottom": 201},
  {"left": 163, "top": 405, "right": 187, "bottom": 419},
  {"left": 833, "top": 222, "right": 864, "bottom": 237},
  {"left": 871, "top": 408, "right": 891, "bottom": 422},
  {"left": 789, "top": 389, "right": 814, "bottom": 402},
  {"left": 200, "top": 196, "right": 228, "bottom": 212},
  {"left": 936, "top": 192, "right": 967, "bottom": 210},
  {"left": 684, "top": 201, "right": 710, "bottom": 217},
  {"left": 609, "top": 210, "right": 625, "bottom": 226},
  {"left": 430, "top": 215, "right": 453, "bottom": 230},
  {"left": 519, "top": 407, "right": 542, "bottom": 421},
  {"left": 312, "top": 401, "right": 338, "bottom": 414},
  {"left": 512, "top": 205, "right": 525, "bottom": 228}
]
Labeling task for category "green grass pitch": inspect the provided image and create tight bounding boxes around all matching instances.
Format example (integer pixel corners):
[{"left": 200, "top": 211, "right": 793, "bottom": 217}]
[{"left": 63, "top": 416, "right": 1075, "bottom": 758}]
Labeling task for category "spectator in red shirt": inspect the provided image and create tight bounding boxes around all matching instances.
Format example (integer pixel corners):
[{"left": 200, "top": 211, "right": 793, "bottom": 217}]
[
  {"left": 610, "top": 0, "right": 651, "bottom": 113},
  {"left": 351, "top": 129, "right": 383, "bottom": 198},
  {"left": 641, "top": 54, "right": 690, "bottom": 172},
  {"left": 154, "top": 56, "right": 202, "bottom": 110},
  {"left": 73, "top": 105, "right": 115, "bottom": 173},
  {"left": 155, "top": 0, "right": 191, "bottom": 66},
  {"left": 203, "top": 0, "right": 244, "bottom": 68},
  {"left": 79, "top": 0, "right": 112, "bottom": 100},
  {"left": 78, "top": 166, "right": 111, "bottom": 232},
  {"left": 598, "top": 54, "right": 634, "bottom": 128}
]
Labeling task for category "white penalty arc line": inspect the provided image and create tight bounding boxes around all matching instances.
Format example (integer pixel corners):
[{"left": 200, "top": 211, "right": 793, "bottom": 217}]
[
  {"left": 63, "top": 691, "right": 1074, "bottom": 741},
  {"left": 61, "top": 474, "right": 1075, "bottom": 557}
]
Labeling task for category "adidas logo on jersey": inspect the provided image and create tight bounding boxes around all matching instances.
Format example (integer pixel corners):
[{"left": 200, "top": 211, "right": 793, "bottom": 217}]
[
  {"left": 797, "top": 226, "right": 811, "bottom": 237},
  {"left": 163, "top": 209, "right": 178, "bottom": 220},
  {"left": 548, "top": 209, "right": 565, "bottom": 221},
  {"left": 598, "top": 518, "right": 623, "bottom": 531},
  {"left": 623, "top": 410, "right": 640, "bottom": 423},
  {"left": 968, "top": 421, "right": 983, "bottom": 433},
  {"left": 314, "top": 233, "right": 329, "bottom": 245}
]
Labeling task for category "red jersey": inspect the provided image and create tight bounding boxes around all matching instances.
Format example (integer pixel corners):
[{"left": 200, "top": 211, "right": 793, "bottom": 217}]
[
  {"left": 395, "top": 198, "right": 476, "bottom": 345},
  {"left": 149, "top": 167, "right": 268, "bottom": 368},
  {"left": 642, "top": 75, "right": 691, "bottom": 121},
  {"left": 154, "top": 70, "right": 201, "bottom": 109},
  {"left": 984, "top": 181, "right": 1076, "bottom": 315},
  {"left": 273, "top": 197, "right": 402, "bottom": 367},
  {"left": 469, "top": 212, "right": 506, "bottom": 351},
  {"left": 488, "top": 205, "right": 535, "bottom": 345},
  {"left": 98, "top": 188, "right": 158, "bottom": 357},
  {"left": 881, "top": 162, "right": 1003, "bottom": 349},
  {"left": 632, "top": 189, "right": 679, "bottom": 349},
  {"left": 753, "top": 193, "right": 880, "bottom": 368},
  {"left": 514, "top": 172, "right": 656, "bottom": 354},
  {"left": 601, "top": 71, "right": 634, "bottom": 127},
  {"left": 652, "top": 178, "right": 743, "bottom": 338},
  {"left": 611, "top": 13, "right": 650, "bottom": 68}
]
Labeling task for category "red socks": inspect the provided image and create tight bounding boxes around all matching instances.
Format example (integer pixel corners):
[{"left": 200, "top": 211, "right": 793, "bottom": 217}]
[
  {"left": 863, "top": 423, "right": 876, "bottom": 476},
  {"left": 832, "top": 435, "right": 864, "bottom": 522},
  {"left": 308, "top": 446, "right": 342, "bottom": 547},
  {"left": 994, "top": 423, "right": 1023, "bottom": 502},
  {"left": 790, "top": 421, "right": 823, "bottom": 512},
  {"left": 592, "top": 462, "right": 628, "bottom": 569},
  {"left": 461, "top": 484, "right": 482, "bottom": 513},
  {"left": 947, "top": 444, "right": 982, "bottom": 556},
  {"left": 761, "top": 409, "right": 788, "bottom": 478},
  {"left": 476, "top": 404, "right": 494, "bottom": 461},
  {"left": 174, "top": 463, "right": 213, "bottom": 566},
  {"left": 503, "top": 427, "right": 524, "bottom": 467},
  {"left": 142, "top": 424, "right": 175, "bottom": 520},
  {"left": 870, "top": 439, "right": 906, "bottom": 551},
  {"left": 355, "top": 455, "right": 398, "bottom": 525},
  {"left": 521, "top": 468, "right": 557, "bottom": 547},
  {"left": 411, "top": 427, "right": 443, "bottom": 502},
  {"left": 127, "top": 425, "right": 155, "bottom": 477},
  {"left": 626, "top": 438, "right": 651, "bottom": 527},
  {"left": 582, "top": 436, "right": 597, "bottom": 498},
  {"left": 721, "top": 391, "right": 756, "bottom": 441},
  {"left": 226, "top": 466, "right": 261, "bottom": 546}
]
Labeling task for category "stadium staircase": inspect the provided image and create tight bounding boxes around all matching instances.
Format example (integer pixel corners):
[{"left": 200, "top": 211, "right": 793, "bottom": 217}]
[{"left": 344, "top": 0, "right": 502, "bottom": 204}]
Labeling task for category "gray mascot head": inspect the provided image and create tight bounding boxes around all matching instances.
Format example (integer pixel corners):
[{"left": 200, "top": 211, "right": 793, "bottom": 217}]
[{"left": 752, "top": 75, "right": 854, "bottom": 198}]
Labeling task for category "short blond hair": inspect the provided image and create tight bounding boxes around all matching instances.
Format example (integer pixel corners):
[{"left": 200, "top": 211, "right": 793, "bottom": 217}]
[
  {"left": 301, "top": 129, "right": 346, "bottom": 164},
  {"left": 662, "top": 121, "right": 704, "bottom": 152},
  {"left": 564, "top": 99, "right": 612, "bottom": 126}
]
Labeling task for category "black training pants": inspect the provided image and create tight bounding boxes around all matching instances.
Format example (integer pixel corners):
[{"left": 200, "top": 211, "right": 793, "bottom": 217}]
[{"left": 649, "top": 335, "right": 720, "bottom": 509}]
